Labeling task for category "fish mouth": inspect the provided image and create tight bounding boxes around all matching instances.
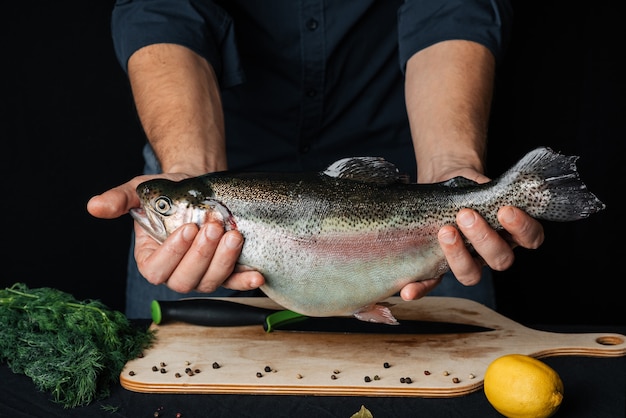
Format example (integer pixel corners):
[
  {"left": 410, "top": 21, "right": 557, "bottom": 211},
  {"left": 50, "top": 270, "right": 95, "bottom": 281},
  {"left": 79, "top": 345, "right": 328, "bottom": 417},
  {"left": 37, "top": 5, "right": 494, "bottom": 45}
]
[{"left": 129, "top": 207, "right": 168, "bottom": 244}]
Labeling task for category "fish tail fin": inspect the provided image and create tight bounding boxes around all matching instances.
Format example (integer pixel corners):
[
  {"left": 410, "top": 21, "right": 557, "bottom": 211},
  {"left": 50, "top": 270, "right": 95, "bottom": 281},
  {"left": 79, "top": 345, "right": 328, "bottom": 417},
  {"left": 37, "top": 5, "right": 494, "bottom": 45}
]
[{"left": 507, "top": 147, "right": 606, "bottom": 221}]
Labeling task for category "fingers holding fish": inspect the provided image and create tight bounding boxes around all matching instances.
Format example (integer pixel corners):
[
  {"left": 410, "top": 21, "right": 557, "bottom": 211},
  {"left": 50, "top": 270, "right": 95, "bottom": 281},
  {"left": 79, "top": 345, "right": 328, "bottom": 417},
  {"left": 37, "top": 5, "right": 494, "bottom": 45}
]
[
  {"left": 132, "top": 216, "right": 261, "bottom": 294},
  {"left": 445, "top": 208, "right": 515, "bottom": 283},
  {"left": 220, "top": 267, "right": 265, "bottom": 292},
  {"left": 158, "top": 221, "right": 239, "bottom": 294},
  {"left": 497, "top": 206, "right": 545, "bottom": 250},
  {"left": 438, "top": 223, "right": 486, "bottom": 286},
  {"left": 460, "top": 208, "right": 516, "bottom": 273},
  {"left": 133, "top": 222, "right": 198, "bottom": 288},
  {"left": 399, "top": 277, "right": 443, "bottom": 301},
  {"left": 190, "top": 225, "right": 244, "bottom": 293}
]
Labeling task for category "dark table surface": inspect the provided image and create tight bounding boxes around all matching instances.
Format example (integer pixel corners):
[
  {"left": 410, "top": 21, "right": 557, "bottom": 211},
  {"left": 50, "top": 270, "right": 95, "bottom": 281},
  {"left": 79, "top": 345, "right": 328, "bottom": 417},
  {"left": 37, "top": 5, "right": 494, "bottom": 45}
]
[{"left": 2, "top": 324, "right": 624, "bottom": 418}]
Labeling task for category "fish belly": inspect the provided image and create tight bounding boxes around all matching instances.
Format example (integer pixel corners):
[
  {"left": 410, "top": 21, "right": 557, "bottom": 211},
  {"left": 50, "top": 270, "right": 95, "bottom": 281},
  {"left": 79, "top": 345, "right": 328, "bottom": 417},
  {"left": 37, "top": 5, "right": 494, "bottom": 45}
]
[{"left": 237, "top": 220, "right": 447, "bottom": 317}]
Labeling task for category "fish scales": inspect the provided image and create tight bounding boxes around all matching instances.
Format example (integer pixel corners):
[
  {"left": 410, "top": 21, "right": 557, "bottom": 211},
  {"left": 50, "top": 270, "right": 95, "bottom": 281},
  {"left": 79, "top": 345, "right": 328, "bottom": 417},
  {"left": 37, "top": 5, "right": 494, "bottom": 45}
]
[
  {"left": 131, "top": 147, "right": 605, "bottom": 323},
  {"left": 211, "top": 175, "right": 441, "bottom": 232},
  {"left": 206, "top": 175, "right": 449, "bottom": 317}
]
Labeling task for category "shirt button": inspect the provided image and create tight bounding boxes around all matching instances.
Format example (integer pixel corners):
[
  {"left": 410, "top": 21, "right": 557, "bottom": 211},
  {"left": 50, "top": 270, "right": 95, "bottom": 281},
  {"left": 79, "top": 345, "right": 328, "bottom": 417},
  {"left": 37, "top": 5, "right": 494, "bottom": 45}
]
[
  {"left": 306, "top": 18, "right": 318, "bottom": 30},
  {"left": 306, "top": 89, "right": 317, "bottom": 97},
  {"left": 299, "top": 143, "right": 311, "bottom": 153}
]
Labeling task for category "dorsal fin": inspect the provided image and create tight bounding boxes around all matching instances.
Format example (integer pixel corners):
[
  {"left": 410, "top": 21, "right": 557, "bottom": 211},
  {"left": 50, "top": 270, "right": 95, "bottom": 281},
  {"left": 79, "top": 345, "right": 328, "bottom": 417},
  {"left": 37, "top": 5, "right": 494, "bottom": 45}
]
[
  {"left": 439, "top": 176, "right": 480, "bottom": 188},
  {"left": 322, "top": 157, "right": 407, "bottom": 185}
]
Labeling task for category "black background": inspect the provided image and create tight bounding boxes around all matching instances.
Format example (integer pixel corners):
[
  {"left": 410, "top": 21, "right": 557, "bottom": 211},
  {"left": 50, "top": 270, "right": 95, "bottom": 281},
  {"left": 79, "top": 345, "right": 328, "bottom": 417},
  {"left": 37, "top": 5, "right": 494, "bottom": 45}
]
[{"left": 3, "top": 1, "right": 624, "bottom": 326}]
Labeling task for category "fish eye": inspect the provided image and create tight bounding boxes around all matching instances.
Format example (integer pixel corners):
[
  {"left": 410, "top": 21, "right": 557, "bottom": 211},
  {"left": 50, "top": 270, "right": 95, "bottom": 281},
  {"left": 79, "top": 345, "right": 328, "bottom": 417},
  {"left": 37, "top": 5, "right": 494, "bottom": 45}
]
[{"left": 154, "top": 196, "right": 173, "bottom": 215}]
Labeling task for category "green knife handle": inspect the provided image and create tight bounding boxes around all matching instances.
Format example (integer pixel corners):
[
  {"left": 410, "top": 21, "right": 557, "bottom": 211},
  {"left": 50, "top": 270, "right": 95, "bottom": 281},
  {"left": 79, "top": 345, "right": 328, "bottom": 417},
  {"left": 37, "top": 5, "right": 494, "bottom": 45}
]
[{"left": 151, "top": 298, "right": 275, "bottom": 326}]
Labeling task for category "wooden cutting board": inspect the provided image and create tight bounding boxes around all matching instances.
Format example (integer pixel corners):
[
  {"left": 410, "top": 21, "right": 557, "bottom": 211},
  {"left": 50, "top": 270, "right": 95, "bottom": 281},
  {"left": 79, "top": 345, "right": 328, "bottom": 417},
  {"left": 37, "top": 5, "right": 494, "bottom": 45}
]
[{"left": 120, "top": 296, "right": 626, "bottom": 397}]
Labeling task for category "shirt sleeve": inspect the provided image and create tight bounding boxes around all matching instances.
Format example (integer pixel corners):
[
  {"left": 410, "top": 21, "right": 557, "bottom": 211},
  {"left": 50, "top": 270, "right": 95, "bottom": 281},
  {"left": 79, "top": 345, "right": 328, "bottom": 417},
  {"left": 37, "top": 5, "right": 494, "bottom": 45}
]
[
  {"left": 110, "top": 0, "right": 245, "bottom": 87},
  {"left": 397, "top": 0, "right": 514, "bottom": 72}
]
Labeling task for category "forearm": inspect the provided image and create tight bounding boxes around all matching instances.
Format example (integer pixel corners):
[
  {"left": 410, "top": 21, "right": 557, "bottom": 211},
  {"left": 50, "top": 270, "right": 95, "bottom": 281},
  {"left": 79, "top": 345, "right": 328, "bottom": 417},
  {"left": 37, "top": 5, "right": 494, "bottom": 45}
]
[
  {"left": 127, "top": 43, "right": 226, "bottom": 175},
  {"left": 405, "top": 40, "right": 495, "bottom": 183}
]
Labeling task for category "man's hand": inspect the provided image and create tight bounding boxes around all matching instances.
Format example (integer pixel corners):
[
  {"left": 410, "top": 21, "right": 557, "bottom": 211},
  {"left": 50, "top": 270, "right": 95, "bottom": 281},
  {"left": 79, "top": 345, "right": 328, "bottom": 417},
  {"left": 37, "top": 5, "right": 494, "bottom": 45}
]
[
  {"left": 441, "top": 206, "right": 543, "bottom": 284},
  {"left": 398, "top": 171, "right": 545, "bottom": 301},
  {"left": 87, "top": 175, "right": 264, "bottom": 294}
]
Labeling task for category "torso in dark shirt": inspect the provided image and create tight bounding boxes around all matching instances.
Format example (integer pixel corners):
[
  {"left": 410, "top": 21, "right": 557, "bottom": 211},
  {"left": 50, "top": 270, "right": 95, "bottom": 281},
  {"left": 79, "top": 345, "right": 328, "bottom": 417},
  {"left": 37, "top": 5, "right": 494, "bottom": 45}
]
[
  {"left": 217, "top": 1, "right": 412, "bottom": 175},
  {"left": 111, "top": 0, "right": 512, "bottom": 180}
]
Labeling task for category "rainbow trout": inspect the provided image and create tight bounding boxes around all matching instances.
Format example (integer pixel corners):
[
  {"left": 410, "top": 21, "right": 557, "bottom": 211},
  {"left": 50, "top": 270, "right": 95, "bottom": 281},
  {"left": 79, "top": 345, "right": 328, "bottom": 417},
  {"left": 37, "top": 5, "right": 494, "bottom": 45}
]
[{"left": 130, "top": 147, "right": 605, "bottom": 323}]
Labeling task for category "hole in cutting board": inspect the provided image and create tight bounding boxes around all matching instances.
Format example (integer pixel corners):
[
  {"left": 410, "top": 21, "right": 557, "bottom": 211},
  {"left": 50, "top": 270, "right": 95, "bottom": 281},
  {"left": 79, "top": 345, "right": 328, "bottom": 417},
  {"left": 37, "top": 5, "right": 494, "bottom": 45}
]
[{"left": 596, "top": 336, "right": 624, "bottom": 346}]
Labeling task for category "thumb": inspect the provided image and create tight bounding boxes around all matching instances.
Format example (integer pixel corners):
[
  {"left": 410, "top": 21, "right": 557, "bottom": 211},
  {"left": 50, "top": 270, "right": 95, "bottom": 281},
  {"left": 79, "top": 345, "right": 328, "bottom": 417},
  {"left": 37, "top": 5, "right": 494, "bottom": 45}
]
[{"left": 87, "top": 181, "right": 142, "bottom": 219}]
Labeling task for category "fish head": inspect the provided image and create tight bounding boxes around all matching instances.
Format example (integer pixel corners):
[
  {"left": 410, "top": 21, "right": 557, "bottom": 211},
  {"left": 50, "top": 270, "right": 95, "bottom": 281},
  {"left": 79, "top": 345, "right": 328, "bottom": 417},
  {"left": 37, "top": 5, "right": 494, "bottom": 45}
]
[{"left": 130, "top": 178, "right": 234, "bottom": 244}]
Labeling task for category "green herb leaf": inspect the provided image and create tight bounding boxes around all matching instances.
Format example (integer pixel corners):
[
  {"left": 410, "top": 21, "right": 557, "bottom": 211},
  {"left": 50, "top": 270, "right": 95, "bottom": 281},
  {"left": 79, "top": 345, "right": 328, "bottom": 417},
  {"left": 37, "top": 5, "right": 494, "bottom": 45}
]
[
  {"left": 0, "top": 282, "right": 156, "bottom": 408},
  {"left": 350, "top": 405, "right": 374, "bottom": 418}
]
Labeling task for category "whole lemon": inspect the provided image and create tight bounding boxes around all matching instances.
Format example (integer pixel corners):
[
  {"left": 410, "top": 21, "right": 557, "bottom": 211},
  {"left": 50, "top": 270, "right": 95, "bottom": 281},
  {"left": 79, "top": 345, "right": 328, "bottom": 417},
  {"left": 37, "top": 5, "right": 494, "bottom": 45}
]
[{"left": 484, "top": 354, "right": 564, "bottom": 418}]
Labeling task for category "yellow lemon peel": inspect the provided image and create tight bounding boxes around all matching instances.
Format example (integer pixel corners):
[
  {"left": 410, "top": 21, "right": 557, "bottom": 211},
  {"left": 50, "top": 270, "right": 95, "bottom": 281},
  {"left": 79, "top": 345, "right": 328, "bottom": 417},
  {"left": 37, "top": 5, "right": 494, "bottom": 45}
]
[{"left": 484, "top": 354, "right": 564, "bottom": 418}]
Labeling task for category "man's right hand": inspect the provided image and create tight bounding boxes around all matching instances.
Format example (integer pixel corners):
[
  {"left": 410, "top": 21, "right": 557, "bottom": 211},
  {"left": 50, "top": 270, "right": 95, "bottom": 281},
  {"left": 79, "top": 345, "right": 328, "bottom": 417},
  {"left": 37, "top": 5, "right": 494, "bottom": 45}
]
[{"left": 87, "top": 175, "right": 265, "bottom": 294}]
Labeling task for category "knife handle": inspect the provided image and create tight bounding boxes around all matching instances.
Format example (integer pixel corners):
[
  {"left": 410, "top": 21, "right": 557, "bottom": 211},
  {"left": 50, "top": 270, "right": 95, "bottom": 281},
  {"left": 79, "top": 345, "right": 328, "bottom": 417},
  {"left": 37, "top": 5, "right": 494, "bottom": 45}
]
[{"left": 151, "top": 298, "right": 276, "bottom": 326}]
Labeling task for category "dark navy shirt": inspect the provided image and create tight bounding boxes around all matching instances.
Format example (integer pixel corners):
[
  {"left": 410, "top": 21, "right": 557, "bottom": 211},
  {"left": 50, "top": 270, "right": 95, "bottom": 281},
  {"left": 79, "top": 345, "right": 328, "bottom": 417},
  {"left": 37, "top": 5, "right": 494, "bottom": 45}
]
[{"left": 111, "top": 0, "right": 512, "bottom": 180}]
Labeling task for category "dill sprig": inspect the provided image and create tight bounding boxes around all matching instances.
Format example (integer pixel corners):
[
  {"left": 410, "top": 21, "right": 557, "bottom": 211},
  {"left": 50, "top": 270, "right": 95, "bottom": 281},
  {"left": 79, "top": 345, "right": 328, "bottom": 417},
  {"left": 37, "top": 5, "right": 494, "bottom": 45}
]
[{"left": 0, "top": 282, "right": 156, "bottom": 408}]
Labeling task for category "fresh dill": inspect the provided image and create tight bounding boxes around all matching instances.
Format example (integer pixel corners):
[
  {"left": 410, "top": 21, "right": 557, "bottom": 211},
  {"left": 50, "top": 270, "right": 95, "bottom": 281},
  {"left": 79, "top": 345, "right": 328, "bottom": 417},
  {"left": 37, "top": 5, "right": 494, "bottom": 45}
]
[{"left": 0, "top": 282, "right": 156, "bottom": 408}]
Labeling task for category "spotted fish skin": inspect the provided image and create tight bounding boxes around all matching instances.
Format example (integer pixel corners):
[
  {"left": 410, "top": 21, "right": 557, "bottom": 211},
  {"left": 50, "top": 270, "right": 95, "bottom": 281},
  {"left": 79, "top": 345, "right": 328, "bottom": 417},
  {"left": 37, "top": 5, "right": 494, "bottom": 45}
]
[{"left": 130, "top": 147, "right": 605, "bottom": 321}]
